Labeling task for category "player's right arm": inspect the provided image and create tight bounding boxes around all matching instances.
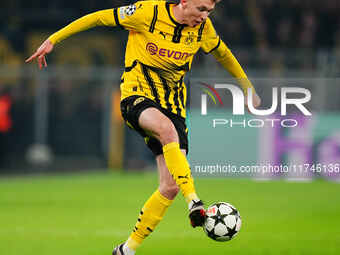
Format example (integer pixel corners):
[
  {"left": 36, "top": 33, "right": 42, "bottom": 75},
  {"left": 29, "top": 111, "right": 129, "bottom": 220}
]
[{"left": 26, "top": 2, "right": 145, "bottom": 69}]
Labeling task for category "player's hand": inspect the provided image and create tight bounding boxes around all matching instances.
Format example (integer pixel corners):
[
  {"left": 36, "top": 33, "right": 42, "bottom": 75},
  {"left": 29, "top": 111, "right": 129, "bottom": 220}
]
[
  {"left": 251, "top": 92, "right": 261, "bottom": 108},
  {"left": 25, "top": 39, "right": 54, "bottom": 69},
  {"left": 245, "top": 91, "right": 261, "bottom": 113}
]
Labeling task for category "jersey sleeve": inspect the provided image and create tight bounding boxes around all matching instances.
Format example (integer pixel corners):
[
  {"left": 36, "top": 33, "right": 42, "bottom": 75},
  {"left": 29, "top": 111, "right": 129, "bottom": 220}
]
[
  {"left": 48, "top": 1, "right": 146, "bottom": 45},
  {"left": 49, "top": 9, "right": 117, "bottom": 45},
  {"left": 201, "top": 19, "right": 255, "bottom": 95},
  {"left": 200, "top": 18, "right": 221, "bottom": 54},
  {"left": 211, "top": 40, "right": 255, "bottom": 95},
  {"left": 115, "top": 1, "right": 146, "bottom": 31}
]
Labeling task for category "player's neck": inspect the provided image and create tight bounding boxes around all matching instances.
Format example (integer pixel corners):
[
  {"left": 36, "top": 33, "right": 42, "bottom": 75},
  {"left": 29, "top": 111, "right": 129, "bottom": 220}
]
[{"left": 172, "top": 4, "right": 187, "bottom": 25}]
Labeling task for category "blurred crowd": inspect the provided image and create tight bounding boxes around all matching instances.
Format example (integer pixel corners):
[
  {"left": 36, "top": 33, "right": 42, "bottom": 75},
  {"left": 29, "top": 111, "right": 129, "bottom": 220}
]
[
  {"left": 209, "top": 0, "right": 340, "bottom": 73},
  {"left": 215, "top": 0, "right": 340, "bottom": 49}
]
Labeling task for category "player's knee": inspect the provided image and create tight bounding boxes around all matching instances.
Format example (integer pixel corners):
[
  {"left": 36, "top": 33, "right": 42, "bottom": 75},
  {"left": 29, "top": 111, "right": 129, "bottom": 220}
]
[
  {"left": 159, "top": 184, "right": 179, "bottom": 200},
  {"left": 158, "top": 121, "right": 178, "bottom": 145}
]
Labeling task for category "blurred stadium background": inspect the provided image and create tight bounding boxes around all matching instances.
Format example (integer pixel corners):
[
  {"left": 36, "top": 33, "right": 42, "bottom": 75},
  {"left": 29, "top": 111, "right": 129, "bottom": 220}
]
[{"left": 1, "top": 0, "right": 340, "bottom": 254}]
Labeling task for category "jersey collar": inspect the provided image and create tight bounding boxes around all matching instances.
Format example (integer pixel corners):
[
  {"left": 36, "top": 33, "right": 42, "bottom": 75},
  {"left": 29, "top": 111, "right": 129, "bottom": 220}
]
[{"left": 165, "top": 2, "right": 187, "bottom": 27}]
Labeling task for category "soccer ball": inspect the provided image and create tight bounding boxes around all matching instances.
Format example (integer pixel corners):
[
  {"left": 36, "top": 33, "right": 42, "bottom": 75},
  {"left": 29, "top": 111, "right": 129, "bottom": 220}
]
[{"left": 203, "top": 202, "right": 242, "bottom": 242}]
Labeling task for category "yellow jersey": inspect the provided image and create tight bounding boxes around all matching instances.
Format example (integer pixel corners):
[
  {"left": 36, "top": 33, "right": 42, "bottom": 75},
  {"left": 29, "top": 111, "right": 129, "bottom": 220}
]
[{"left": 49, "top": 0, "right": 254, "bottom": 119}]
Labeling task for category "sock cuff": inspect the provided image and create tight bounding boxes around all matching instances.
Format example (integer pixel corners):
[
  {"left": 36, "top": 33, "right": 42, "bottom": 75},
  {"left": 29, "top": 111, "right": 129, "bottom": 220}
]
[
  {"left": 156, "top": 189, "right": 174, "bottom": 206},
  {"left": 162, "top": 142, "right": 180, "bottom": 153},
  {"left": 126, "top": 236, "right": 141, "bottom": 251},
  {"left": 185, "top": 192, "right": 199, "bottom": 204}
]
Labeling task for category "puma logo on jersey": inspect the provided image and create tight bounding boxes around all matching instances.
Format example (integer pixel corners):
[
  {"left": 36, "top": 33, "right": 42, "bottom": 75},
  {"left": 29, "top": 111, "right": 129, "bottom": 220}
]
[
  {"left": 159, "top": 31, "right": 166, "bottom": 39},
  {"left": 178, "top": 174, "right": 189, "bottom": 179}
]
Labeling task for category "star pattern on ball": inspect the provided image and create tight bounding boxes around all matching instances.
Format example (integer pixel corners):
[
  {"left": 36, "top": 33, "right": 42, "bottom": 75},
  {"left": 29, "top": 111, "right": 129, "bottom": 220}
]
[
  {"left": 226, "top": 224, "right": 238, "bottom": 238},
  {"left": 206, "top": 229, "right": 217, "bottom": 240},
  {"left": 210, "top": 208, "right": 227, "bottom": 226},
  {"left": 230, "top": 207, "right": 240, "bottom": 217}
]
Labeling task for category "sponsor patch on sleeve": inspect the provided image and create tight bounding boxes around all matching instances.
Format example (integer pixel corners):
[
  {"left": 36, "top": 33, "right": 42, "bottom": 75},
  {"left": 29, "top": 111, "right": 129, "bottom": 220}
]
[
  {"left": 125, "top": 4, "right": 136, "bottom": 16},
  {"left": 119, "top": 6, "right": 126, "bottom": 19},
  {"left": 119, "top": 4, "right": 136, "bottom": 20}
]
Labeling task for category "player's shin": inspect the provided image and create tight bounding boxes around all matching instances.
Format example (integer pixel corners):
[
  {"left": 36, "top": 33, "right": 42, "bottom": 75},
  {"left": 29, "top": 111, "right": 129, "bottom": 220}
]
[
  {"left": 126, "top": 189, "right": 173, "bottom": 252},
  {"left": 162, "top": 142, "right": 198, "bottom": 203},
  {"left": 162, "top": 142, "right": 206, "bottom": 227}
]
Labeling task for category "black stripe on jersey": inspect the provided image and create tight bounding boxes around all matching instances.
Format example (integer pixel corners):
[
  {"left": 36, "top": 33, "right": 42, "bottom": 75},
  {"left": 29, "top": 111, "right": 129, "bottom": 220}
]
[
  {"left": 165, "top": 2, "right": 181, "bottom": 26},
  {"left": 208, "top": 38, "right": 221, "bottom": 53},
  {"left": 173, "top": 62, "right": 190, "bottom": 72},
  {"left": 172, "top": 24, "right": 185, "bottom": 43},
  {"left": 165, "top": 2, "right": 187, "bottom": 43},
  {"left": 158, "top": 75, "right": 172, "bottom": 111},
  {"left": 125, "top": 60, "right": 138, "bottom": 72},
  {"left": 197, "top": 21, "right": 206, "bottom": 42},
  {"left": 178, "top": 76, "right": 185, "bottom": 108},
  {"left": 113, "top": 8, "right": 123, "bottom": 29},
  {"left": 149, "top": 5, "right": 158, "bottom": 33},
  {"left": 140, "top": 63, "right": 161, "bottom": 105},
  {"left": 173, "top": 82, "right": 182, "bottom": 116}
]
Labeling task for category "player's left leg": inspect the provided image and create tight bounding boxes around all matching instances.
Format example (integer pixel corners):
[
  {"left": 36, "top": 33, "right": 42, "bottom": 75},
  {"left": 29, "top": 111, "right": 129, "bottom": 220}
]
[{"left": 113, "top": 154, "right": 179, "bottom": 255}]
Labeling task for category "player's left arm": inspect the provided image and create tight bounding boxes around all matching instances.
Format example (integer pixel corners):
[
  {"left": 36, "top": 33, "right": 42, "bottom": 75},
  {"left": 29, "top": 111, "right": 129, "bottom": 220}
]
[{"left": 201, "top": 19, "right": 261, "bottom": 107}]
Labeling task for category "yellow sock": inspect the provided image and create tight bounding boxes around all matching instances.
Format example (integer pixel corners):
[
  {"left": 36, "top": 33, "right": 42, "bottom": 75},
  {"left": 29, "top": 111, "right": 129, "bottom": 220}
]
[
  {"left": 127, "top": 189, "right": 173, "bottom": 251},
  {"left": 162, "top": 142, "right": 198, "bottom": 203}
]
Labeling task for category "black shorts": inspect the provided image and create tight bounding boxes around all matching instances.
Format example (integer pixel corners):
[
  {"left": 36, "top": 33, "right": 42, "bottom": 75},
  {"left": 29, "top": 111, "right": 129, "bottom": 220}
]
[{"left": 120, "top": 95, "right": 188, "bottom": 156}]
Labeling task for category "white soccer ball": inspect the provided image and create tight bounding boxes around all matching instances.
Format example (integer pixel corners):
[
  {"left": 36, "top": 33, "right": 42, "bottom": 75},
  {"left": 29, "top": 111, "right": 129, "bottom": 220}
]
[{"left": 203, "top": 202, "right": 242, "bottom": 242}]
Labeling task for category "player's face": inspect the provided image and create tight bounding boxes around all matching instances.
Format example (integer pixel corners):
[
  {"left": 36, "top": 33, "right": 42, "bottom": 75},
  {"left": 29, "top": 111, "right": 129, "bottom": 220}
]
[{"left": 182, "top": 0, "right": 216, "bottom": 27}]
